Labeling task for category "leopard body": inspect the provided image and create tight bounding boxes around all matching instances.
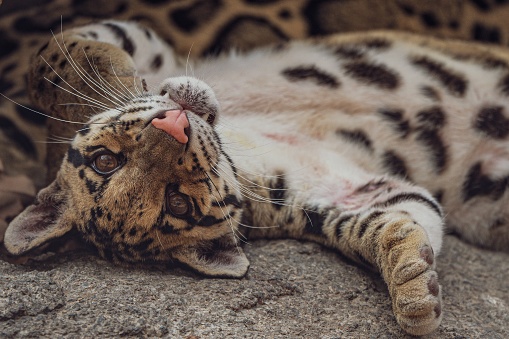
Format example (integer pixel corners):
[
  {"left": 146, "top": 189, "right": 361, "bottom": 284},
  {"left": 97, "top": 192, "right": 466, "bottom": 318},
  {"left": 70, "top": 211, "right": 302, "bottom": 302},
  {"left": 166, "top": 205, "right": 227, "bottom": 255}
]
[{"left": 5, "top": 20, "right": 509, "bottom": 336}]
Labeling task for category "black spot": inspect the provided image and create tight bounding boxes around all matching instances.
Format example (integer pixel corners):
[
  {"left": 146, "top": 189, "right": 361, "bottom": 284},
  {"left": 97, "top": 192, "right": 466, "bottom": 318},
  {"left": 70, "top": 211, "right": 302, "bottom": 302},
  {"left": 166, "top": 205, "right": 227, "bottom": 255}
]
[
  {"left": 449, "top": 21, "right": 460, "bottom": 30},
  {"left": 202, "top": 16, "right": 288, "bottom": 56},
  {"left": 278, "top": 8, "right": 292, "bottom": 19},
  {"left": 269, "top": 175, "right": 286, "bottom": 210},
  {"left": 13, "top": 16, "right": 72, "bottom": 33},
  {"left": 0, "top": 74, "right": 14, "bottom": 94},
  {"left": 103, "top": 22, "right": 135, "bottom": 56},
  {"left": 282, "top": 65, "right": 340, "bottom": 88},
  {"left": 333, "top": 45, "right": 365, "bottom": 59},
  {"left": 358, "top": 211, "right": 384, "bottom": 238},
  {"left": 477, "top": 56, "right": 509, "bottom": 69},
  {"left": 472, "top": 23, "right": 501, "bottom": 43},
  {"left": 378, "top": 108, "right": 410, "bottom": 137},
  {"left": 58, "top": 59, "right": 68, "bottom": 69},
  {"left": 378, "top": 108, "right": 403, "bottom": 121},
  {"left": 420, "top": 86, "right": 441, "bottom": 101},
  {"left": 159, "top": 223, "right": 175, "bottom": 234},
  {"left": 212, "top": 194, "right": 242, "bottom": 208},
  {"left": 87, "top": 31, "right": 99, "bottom": 39},
  {"left": 373, "top": 193, "right": 442, "bottom": 217},
  {"left": 132, "top": 238, "right": 154, "bottom": 252},
  {"left": 0, "top": 31, "right": 19, "bottom": 58},
  {"left": 399, "top": 3, "right": 415, "bottom": 15},
  {"left": 411, "top": 55, "right": 467, "bottom": 97},
  {"left": 336, "top": 129, "right": 373, "bottom": 151},
  {"left": 303, "top": 208, "right": 326, "bottom": 236},
  {"left": 474, "top": 106, "right": 509, "bottom": 139},
  {"left": 415, "top": 129, "right": 448, "bottom": 173},
  {"left": 197, "top": 215, "right": 229, "bottom": 227},
  {"left": 421, "top": 12, "right": 440, "bottom": 28},
  {"left": 0, "top": 116, "right": 37, "bottom": 158},
  {"left": 470, "top": 0, "right": 491, "bottom": 11},
  {"left": 462, "top": 162, "right": 509, "bottom": 202},
  {"left": 382, "top": 150, "right": 409, "bottom": 179},
  {"left": 150, "top": 54, "right": 163, "bottom": 71},
  {"left": 85, "top": 178, "right": 97, "bottom": 194},
  {"left": 66, "top": 147, "right": 85, "bottom": 167},
  {"left": 416, "top": 106, "right": 446, "bottom": 130},
  {"left": 360, "top": 38, "right": 392, "bottom": 50},
  {"left": 129, "top": 228, "right": 137, "bottom": 236},
  {"left": 343, "top": 61, "right": 400, "bottom": 90},
  {"left": 489, "top": 218, "right": 505, "bottom": 230},
  {"left": 170, "top": 0, "right": 222, "bottom": 33}
]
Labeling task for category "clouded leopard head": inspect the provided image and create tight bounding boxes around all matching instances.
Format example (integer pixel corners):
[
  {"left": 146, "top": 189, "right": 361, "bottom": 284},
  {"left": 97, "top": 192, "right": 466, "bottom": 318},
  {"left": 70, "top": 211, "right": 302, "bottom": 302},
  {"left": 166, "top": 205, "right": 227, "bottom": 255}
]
[{"left": 5, "top": 77, "right": 249, "bottom": 278}]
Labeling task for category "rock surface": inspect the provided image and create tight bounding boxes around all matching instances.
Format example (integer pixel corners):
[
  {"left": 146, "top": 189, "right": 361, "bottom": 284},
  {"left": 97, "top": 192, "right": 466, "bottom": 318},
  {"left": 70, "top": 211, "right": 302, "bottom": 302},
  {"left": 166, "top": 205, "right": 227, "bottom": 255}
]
[{"left": 0, "top": 235, "right": 508, "bottom": 338}]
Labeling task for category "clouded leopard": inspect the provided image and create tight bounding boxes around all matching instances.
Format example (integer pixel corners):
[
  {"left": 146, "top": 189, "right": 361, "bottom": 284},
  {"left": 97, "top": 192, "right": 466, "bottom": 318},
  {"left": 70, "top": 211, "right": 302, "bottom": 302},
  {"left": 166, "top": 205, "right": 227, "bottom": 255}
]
[{"left": 5, "top": 20, "right": 509, "bottom": 336}]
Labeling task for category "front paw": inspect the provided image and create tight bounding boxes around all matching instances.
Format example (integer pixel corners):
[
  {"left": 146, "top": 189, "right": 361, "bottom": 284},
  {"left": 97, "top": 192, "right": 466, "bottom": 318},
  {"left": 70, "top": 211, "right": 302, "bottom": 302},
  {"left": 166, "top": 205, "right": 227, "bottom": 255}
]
[
  {"left": 392, "top": 265, "right": 442, "bottom": 335},
  {"left": 381, "top": 223, "right": 443, "bottom": 335}
]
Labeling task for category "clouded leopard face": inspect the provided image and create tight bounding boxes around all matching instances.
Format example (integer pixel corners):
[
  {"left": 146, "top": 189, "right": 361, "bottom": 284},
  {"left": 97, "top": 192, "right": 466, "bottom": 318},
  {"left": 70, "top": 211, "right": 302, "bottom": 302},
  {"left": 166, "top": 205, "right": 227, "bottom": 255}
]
[{"left": 5, "top": 77, "right": 250, "bottom": 278}]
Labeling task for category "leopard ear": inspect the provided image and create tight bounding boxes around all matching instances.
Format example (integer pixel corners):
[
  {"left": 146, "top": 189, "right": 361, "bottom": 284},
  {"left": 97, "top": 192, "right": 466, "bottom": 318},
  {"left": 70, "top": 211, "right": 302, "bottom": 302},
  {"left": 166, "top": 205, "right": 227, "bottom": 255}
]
[
  {"left": 173, "top": 235, "right": 249, "bottom": 278},
  {"left": 4, "top": 179, "right": 72, "bottom": 256}
]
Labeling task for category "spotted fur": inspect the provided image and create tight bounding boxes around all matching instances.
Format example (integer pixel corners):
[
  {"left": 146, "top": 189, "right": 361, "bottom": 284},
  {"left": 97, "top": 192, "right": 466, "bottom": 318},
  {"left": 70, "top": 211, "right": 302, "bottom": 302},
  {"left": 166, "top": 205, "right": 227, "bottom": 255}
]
[{"left": 5, "top": 20, "right": 509, "bottom": 336}]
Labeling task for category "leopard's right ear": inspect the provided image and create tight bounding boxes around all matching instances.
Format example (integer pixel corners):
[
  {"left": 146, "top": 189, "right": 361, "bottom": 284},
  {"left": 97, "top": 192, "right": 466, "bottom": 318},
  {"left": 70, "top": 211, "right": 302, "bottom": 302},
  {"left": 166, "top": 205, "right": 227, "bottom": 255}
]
[{"left": 4, "top": 178, "right": 73, "bottom": 256}]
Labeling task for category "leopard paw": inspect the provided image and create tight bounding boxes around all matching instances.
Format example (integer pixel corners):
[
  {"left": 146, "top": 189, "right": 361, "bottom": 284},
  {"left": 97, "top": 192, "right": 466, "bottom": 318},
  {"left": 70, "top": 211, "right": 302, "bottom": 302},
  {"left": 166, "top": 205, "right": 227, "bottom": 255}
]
[{"left": 389, "top": 245, "right": 442, "bottom": 336}]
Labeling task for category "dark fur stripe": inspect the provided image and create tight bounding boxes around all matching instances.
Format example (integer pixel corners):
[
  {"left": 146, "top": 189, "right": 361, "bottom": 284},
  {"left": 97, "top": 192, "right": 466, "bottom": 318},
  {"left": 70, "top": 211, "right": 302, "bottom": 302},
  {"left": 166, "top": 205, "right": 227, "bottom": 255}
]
[
  {"left": 358, "top": 211, "right": 384, "bottom": 238},
  {"left": 411, "top": 55, "right": 467, "bottom": 97},
  {"left": 0, "top": 116, "right": 36, "bottom": 158},
  {"left": 335, "top": 214, "right": 356, "bottom": 238},
  {"left": 415, "top": 129, "right": 447, "bottom": 173},
  {"left": 269, "top": 174, "right": 287, "bottom": 210},
  {"left": 104, "top": 22, "right": 136, "bottom": 56},
  {"left": 420, "top": 85, "right": 441, "bottom": 101},
  {"left": 334, "top": 45, "right": 365, "bottom": 59},
  {"left": 416, "top": 106, "right": 446, "bottom": 129},
  {"left": 372, "top": 193, "right": 442, "bottom": 217},
  {"left": 474, "top": 106, "right": 509, "bottom": 139},
  {"left": 150, "top": 54, "right": 163, "bottom": 71},
  {"left": 212, "top": 194, "right": 241, "bottom": 208},
  {"left": 343, "top": 61, "right": 400, "bottom": 90},
  {"left": 382, "top": 150, "right": 409, "bottom": 179},
  {"left": 197, "top": 213, "right": 233, "bottom": 227},
  {"left": 377, "top": 108, "right": 410, "bottom": 137},
  {"left": 336, "top": 129, "right": 373, "bottom": 151},
  {"left": 304, "top": 208, "right": 326, "bottom": 236},
  {"left": 462, "top": 162, "right": 509, "bottom": 202},
  {"left": 282, "top": 65, "right": 340, "bottom": 88}
]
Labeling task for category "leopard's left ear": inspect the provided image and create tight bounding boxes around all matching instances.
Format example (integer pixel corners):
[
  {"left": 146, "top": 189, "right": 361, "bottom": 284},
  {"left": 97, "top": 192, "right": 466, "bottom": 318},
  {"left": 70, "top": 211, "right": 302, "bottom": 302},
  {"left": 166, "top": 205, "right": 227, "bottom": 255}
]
[
  {"left": 4, "top": 178, "right": 73, "bottom": 256},
  {"left": 173, "top": 235, "right": 249, "bottom": 278}
]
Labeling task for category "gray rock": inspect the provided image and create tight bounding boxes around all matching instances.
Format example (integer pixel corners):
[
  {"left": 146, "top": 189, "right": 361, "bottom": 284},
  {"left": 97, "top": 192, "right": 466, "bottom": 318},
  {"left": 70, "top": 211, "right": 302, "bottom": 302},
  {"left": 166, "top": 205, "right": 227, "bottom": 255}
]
[{"left": 0, "top": 235, "right": 508, "bottom": 338}]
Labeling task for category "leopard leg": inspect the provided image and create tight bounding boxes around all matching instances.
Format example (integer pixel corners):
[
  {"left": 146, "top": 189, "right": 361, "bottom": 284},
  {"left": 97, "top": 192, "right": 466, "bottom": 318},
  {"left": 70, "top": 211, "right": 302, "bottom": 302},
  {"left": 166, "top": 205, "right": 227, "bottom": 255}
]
[
  {"left": 323, "top": 179, "right": 444, "bottom": 335},
  {"left": 243, "top": 174, "right": 443, "bottom": 335}
]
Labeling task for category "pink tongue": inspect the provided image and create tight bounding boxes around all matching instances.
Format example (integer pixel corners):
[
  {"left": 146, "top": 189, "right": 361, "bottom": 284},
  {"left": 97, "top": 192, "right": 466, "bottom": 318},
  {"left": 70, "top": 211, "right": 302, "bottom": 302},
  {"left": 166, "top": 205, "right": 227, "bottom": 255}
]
[{"left": 151, "top": 110, "right": 189, "bottom": 144}]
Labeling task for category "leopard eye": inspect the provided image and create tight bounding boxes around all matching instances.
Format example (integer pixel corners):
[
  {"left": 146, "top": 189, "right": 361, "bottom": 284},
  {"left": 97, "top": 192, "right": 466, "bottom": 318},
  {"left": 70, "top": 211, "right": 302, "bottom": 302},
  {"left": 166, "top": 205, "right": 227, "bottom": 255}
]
[
  {"left": 92, "top": 152, "right": 120, "bottom": 175},
  {"left": 167, "top": 191, "right": 190, "bottom": 216}
]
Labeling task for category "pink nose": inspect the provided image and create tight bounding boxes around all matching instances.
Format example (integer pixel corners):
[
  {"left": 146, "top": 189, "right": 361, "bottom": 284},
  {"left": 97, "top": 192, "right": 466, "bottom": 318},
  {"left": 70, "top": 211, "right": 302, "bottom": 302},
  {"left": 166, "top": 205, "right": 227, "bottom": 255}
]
[{"left": 151, "top": 110, "right": 190, "bottom": 144}]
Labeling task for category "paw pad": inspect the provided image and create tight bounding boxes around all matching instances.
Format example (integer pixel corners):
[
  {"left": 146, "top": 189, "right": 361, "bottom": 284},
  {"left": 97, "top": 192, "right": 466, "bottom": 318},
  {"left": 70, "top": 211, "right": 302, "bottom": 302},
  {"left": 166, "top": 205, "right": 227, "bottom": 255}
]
[
  {"left": 427, "top": 274, "right": 439, "bottom": 296},
  {"left": 434, "top": 303, "right": 442, "bottom": 318},
  {"left": 420, "top": 245, "right": 434, "bottom": 265}
]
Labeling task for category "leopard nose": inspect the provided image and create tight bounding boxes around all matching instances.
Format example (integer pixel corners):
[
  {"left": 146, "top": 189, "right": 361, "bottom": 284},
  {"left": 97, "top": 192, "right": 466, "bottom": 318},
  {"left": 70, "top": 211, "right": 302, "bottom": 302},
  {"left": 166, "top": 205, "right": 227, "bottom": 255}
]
[{"left": 151, "top": 110, "right": 190, "bottom": 144}]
